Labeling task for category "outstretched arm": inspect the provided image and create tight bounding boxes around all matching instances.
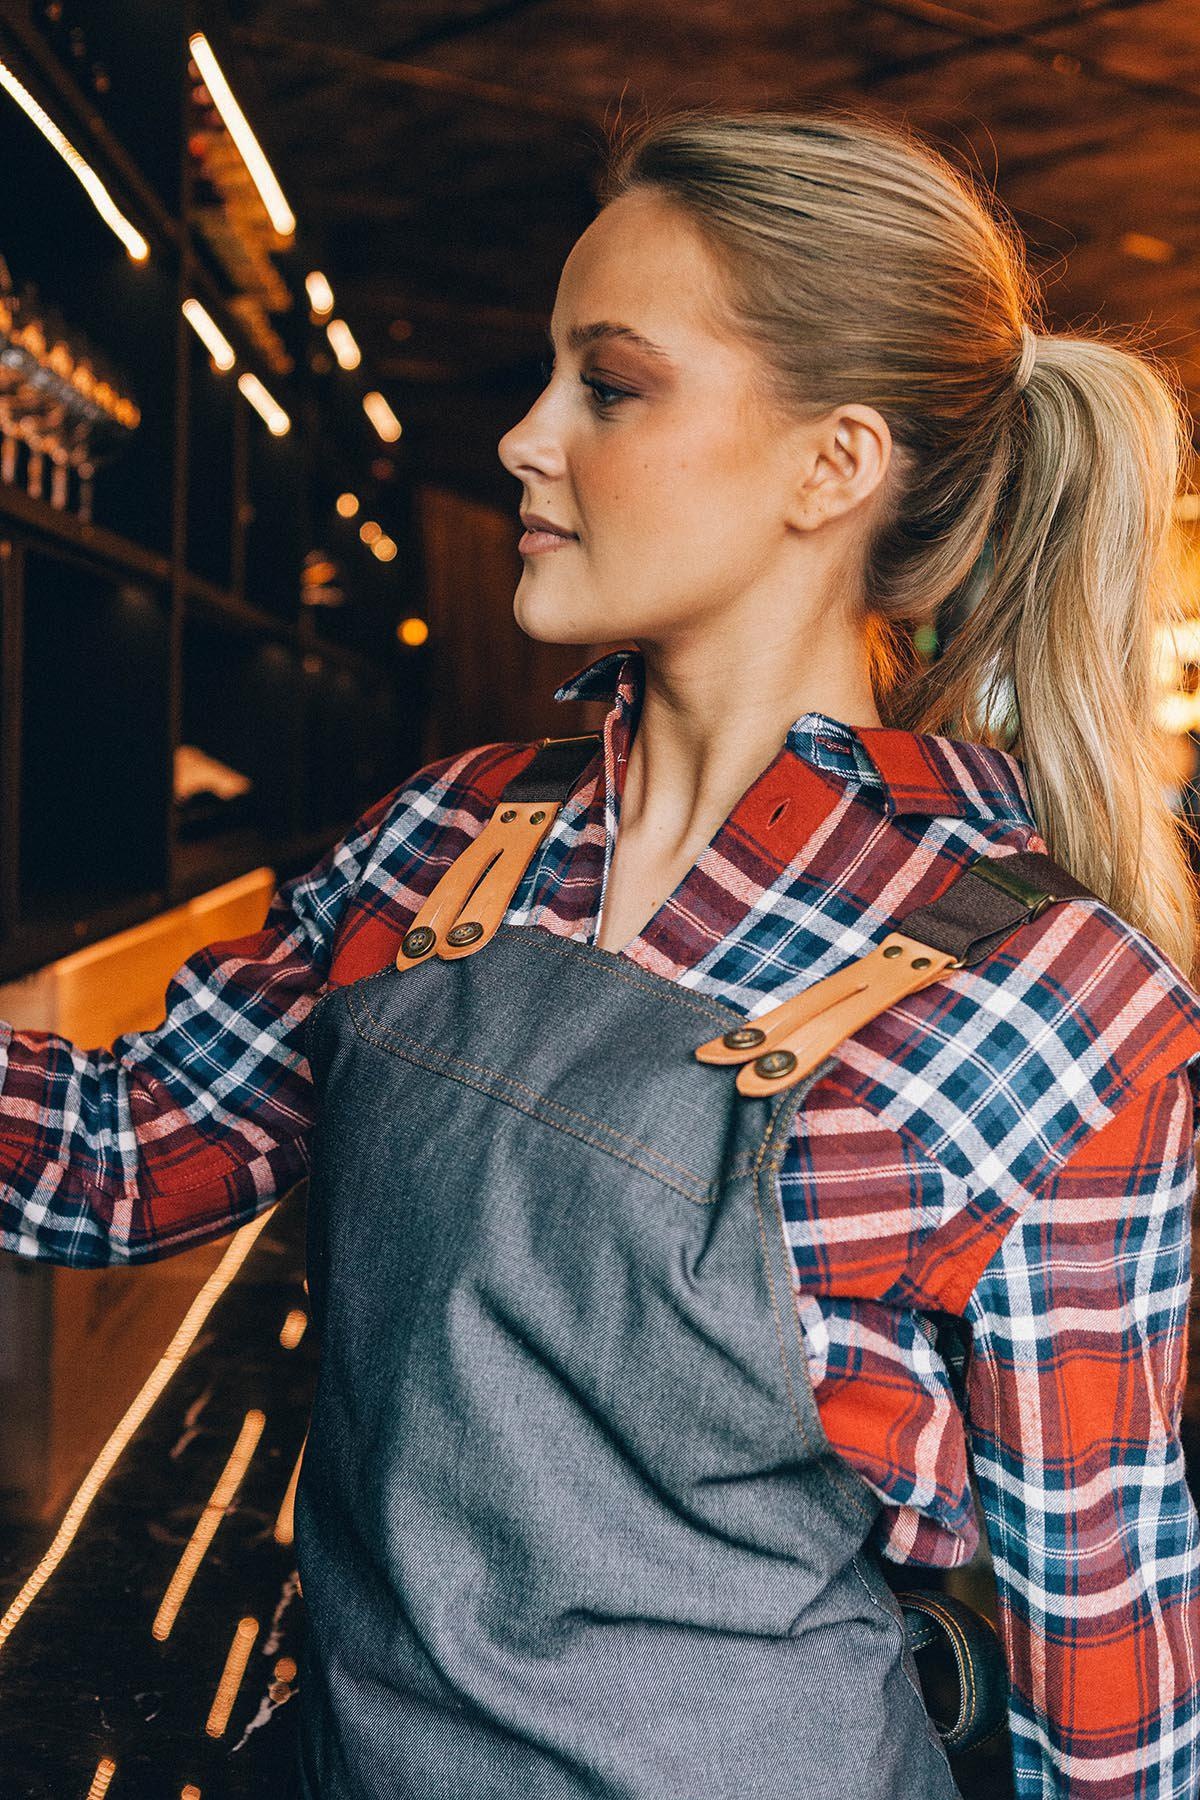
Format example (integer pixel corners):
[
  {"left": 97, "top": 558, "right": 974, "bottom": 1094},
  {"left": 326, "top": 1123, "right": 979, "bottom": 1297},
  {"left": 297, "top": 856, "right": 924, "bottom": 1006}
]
[
  {"left": 964, "top": 1068, "right": 1200, "bottom": 1798},
  {"left": 0, "top": 756, "right": 460, "bottom": 1265}
]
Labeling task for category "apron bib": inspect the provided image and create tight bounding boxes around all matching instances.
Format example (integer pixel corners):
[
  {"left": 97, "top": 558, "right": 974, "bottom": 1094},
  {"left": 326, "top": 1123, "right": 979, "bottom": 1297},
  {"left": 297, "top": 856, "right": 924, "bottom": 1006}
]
[{"left": 296, "top": 922, "right": 964, "bottom": 1799}]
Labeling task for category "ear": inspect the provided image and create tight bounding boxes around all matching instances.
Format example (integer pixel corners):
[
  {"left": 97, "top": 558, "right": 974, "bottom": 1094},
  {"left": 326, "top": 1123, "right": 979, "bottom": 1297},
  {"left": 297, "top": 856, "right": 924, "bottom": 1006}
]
[{"left": 783, "top": 403, "right": 893, "bottom": 533}]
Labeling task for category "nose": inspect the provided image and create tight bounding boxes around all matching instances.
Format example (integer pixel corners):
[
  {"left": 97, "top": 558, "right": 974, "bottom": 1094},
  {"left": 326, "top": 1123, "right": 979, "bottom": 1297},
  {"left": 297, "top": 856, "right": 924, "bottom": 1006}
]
[{"left": 497, "top": 384, "right": 565, "bottom": 484}]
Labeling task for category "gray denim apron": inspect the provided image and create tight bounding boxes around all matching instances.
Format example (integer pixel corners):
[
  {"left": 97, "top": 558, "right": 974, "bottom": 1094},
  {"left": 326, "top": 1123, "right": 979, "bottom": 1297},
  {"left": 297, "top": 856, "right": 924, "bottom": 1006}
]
[{"left": 296, "top": 917, "right": 964, "bottom": 1799}]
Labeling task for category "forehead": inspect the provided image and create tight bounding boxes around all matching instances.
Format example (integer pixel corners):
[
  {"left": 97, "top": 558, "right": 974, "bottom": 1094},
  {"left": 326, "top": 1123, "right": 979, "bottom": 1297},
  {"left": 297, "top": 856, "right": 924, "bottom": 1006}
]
[{"left": 552, "top": 190, "right": 735, "bottom": 351}]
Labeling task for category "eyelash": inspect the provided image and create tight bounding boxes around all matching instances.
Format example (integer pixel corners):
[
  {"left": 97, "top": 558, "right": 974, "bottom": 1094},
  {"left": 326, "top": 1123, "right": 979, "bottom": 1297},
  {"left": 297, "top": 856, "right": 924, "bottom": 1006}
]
[{"left": 537, "top": 357, "right": 632, "bottom": 412}]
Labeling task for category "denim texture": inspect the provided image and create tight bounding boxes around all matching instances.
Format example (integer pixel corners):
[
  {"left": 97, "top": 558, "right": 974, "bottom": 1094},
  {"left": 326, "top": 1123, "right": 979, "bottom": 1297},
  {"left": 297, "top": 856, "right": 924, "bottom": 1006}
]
[{"left": 296, "top": 924, "right": 963, "bottom": 1798}]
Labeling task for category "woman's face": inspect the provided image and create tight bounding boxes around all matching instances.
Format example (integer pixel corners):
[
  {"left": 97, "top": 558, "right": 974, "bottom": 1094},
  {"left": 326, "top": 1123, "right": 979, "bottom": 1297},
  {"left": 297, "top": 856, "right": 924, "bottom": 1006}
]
[{"left": 497, "top": 188, "right": 829, "bottom": 649}]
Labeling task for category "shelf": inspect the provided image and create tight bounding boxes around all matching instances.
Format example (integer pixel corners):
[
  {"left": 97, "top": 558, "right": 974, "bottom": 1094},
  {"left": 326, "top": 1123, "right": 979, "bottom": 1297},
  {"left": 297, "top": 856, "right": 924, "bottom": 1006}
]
[
  {"left": 0, "top": 885, "right": 168, "bottom": 981},
  {"left": 170, "top": 822, "right": 350, "bottom": 909},
  {"left": 0, "top": 481, "right": 172, "bottom": 582},
  {"left": 183, "top": 570, "right": 295, "bottom": 643}
]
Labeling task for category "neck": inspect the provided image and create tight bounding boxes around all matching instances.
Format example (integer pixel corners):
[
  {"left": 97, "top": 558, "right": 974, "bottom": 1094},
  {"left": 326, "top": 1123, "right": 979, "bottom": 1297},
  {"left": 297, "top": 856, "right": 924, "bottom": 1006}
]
[{"left": 615, "top": 631, "right": 881, "bottom": 854}]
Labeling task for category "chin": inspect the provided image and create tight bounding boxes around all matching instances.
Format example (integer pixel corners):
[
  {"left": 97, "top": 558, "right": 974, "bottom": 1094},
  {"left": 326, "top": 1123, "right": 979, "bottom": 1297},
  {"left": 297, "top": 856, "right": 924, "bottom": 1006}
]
[{"left": 512, "top": 580, "right": 602, "bottom": 648}]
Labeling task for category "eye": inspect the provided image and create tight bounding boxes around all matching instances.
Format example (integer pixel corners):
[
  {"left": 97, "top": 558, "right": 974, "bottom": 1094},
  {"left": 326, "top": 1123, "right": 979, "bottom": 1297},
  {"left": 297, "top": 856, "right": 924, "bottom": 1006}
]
[{"left": 580, "top": 374, "right": 632, "bottom": 410}]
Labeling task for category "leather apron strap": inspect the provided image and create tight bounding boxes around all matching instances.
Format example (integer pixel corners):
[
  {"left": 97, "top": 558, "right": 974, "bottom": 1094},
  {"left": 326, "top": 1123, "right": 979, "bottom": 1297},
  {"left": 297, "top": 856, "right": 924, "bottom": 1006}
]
[
  {"left": 696, "top": 849, "right": 1095, "bottom": 1095},
  {"left": 395, "top": 733, "right": 602, "bottom": 969}
]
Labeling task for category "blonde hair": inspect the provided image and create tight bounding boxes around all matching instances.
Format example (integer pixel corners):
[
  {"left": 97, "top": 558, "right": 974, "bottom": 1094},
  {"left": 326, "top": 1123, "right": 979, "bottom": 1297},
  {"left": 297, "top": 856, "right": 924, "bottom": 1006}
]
[{"left": 602, "top": 107, "right": 1200, "bottom": 980}]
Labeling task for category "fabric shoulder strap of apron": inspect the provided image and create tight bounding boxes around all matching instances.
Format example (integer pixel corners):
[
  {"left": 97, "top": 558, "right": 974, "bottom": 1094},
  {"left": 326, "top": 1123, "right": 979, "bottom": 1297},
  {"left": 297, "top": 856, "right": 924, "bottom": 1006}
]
[{"left": 394, "top": 732, "right": 1095, "bottom": 1095}]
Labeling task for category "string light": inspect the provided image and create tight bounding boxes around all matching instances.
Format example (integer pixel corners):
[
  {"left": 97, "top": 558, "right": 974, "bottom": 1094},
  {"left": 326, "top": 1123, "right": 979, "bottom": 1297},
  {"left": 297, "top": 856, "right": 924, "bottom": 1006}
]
[
  {"left": 85, "top": 1759, "right": 117, "bottom": 1799},
  {"left": 182, "top": 299, "right": 236, "bottom": 371},
  {"left": 279, "top": 1308, "right": 307, "bottom": 1350},
  {"left": 151, "top": 1411, "right": 266, "bottom": 1641},
  {"left": 358, "top": 519, "right": 381, "bottom": 546},
  {"left": 325, "top": 319, "right": 361, "bottom": 371},
  {"left": 237, "top": 371, "right": 290, "bottom": 435},
  {"left": 397, "top": 617, "right": 429, "bottom": 647},
  {"left": 0, "top": 55, "right": 148, "bottom": 260},
  {"left": 0, "top": 1210, "right": 276, "bottom": 1655},
  {"left": 305, "top": 270, "right": 334, "bottom": 315},
  {"left": 363, "top": 390, "right": 402, "bottom": 443},
  {"left": 274, "top": 1438, "right": 306, "bottom": 1547},
  {"left": 371, "top": 534, "right": 397, "bottom": 563},
  {"left": 335, "top": 492, "right": 359, "bottom": 518},
  {"left": 205, "top": 1617, "right": 259, "bottom": 1738},
  {"left": 188, "top": 34, "right": 295, "bottom": 237}
]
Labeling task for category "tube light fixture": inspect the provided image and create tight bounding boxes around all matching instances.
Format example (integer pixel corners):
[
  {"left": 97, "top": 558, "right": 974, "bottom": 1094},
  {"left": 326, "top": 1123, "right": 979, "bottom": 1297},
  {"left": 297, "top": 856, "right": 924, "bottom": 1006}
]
[
  {"left": 305, "top": 270, "right": 334, "bottom": 315},
  {"left": 0, "top": 55, "right": 149, "bottom": 261},
  {"left": 188, "top": 33, "right": 296, "bottom": 238},
  {"left": 237, "top": 371, "right": 290, "bottom": 435},
  {"left": 326, "top": 318, "right": 361, "bottom": 371},
  {"left": 363, "top": 390, "right": 402, "bottom": 443},
  {"left": 182, "top": 298, "right": 236, "bottom": 371}
]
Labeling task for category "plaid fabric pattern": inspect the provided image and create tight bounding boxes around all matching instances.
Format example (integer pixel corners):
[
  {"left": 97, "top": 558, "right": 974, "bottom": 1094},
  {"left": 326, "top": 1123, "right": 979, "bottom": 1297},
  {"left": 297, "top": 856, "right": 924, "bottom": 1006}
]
[{"left": 3, "top": 643, "right": 1200, "bottom": 1796}]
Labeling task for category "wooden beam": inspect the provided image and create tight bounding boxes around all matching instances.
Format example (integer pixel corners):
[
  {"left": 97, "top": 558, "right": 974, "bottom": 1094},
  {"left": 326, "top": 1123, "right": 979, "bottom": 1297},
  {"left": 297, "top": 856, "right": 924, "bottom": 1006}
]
[{"left": 230, "top": 27, "right": 597, "bottom": 125}]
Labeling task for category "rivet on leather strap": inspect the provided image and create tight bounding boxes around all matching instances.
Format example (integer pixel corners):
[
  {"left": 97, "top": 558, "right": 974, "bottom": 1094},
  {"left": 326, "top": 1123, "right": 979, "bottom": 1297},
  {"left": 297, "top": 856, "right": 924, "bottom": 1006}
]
[{"left": 694, "top": 932, "right": 960, "bottom": 1096}]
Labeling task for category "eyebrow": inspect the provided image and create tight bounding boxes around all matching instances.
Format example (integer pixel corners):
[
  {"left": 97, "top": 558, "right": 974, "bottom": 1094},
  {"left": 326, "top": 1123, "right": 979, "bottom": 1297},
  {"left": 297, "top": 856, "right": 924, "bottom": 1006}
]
[{"left": 547, "top": 321, "right": 673, "bottom": 363}]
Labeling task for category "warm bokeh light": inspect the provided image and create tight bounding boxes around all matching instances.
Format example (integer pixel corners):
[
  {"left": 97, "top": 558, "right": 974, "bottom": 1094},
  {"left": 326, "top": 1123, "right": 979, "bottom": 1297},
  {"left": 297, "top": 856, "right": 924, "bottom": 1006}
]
[
  {"left": 0, "top": 55, "right": 149, "bottom": 260},
  {"left": 279, "top": 1307, "right": 308, "bottom": 1350},
  {"left": 182, "top": 298, "right": 236, "bottom": 371},
  {"left": 326, "top": 318, "right": 362, "bottom": 371},
  {"left": 86, "top": 1758, "right": 117, "bottom": 1800},
  {"left": 205, "top": 1617, "right": 260, "bottom": 1738},
  {"left": 371, "top": 534, "right": 397, "bottom": 562},
  {"left": 188, "top": 35, "right": 296, "bottom": 236},
  {"left": 152, "top": 1410, "right": 266, "bottom": 1641},
  {"left": 397, "top": 616, "right": 429, "bottom": 647},
  {"left": 305, "top": 269, "right": 334, "bottom": 315},
  {"left": 335, "top": 492, "right": 359, "bottom": 518},
  {"left": 274, "top": 1438, "right": 306, "bottom": 1547},
  {"left": 1119, "top": 231, "right": 1174, "bottom": 264},
  {"left": 363, "top": 390, "right": 402, "bottom": 442},
  {"left": 359, "top": 519, "right": 382, "bottom": 545},
  {"left": 237, "top": 371, "right": 290, "bottom": 436}
]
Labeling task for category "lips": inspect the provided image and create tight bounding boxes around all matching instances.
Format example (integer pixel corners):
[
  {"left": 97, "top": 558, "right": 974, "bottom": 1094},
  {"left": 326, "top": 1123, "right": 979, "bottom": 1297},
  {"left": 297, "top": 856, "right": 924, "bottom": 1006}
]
[
  {"left": 518, "top": 511, "right": 578, "bottom": 556},
  {"left": 520, "top": 513, "right": 576, "bottom": 538}
]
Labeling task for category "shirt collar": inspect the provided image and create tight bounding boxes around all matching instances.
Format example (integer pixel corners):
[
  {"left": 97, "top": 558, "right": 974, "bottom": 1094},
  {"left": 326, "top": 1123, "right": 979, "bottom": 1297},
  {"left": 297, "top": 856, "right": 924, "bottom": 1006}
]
[{"left": 552, "top": 645, "right": 1035, "bottom": 826}]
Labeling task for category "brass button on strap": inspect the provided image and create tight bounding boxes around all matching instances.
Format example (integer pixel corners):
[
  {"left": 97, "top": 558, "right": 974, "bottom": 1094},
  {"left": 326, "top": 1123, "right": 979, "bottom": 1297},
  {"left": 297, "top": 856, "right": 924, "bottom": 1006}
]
[
  {"left": 694, "top": 931, "right": 961, "bottom": 1096},
  {"left": 396, "top": 800, "right": 563, "bottom": 969}
]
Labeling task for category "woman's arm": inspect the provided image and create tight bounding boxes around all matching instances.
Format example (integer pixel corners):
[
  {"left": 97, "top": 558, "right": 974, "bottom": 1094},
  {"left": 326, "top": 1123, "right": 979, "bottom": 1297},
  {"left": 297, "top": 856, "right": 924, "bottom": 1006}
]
[
  {"left": 963, "top": 1068, "right": 1200, "bottom": 1798},
  {"left": 0, "top": 754, "right": 462, "bottom": 1265}
]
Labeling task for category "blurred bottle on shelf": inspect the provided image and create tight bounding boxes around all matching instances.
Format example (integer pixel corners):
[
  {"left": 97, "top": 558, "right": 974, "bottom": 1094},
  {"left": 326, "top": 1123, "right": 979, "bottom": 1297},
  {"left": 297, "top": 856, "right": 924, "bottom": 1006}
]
[{"left": 0, "top": 256, "right": 140, "bottom": 521}]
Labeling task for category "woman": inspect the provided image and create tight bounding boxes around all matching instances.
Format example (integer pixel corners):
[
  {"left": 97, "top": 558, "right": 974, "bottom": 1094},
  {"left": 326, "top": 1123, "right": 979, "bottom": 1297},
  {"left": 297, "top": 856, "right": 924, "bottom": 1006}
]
[{"left": 3, "top": 106, "right": 1200, "bottom": 1798}]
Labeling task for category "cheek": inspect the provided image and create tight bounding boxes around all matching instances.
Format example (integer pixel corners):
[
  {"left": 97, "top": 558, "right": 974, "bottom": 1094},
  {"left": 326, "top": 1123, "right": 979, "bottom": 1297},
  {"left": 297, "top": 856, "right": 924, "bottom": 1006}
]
[{"left": 576, "top": 421, "right": 751, "bottom": 548}]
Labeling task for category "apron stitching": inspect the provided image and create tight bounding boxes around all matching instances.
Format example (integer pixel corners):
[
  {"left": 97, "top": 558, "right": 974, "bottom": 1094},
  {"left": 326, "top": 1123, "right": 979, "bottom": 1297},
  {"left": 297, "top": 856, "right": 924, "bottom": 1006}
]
[
  {"left": 487, "top": 926, "right": 746, "bottom": 1027},
  {"left": 347, "top": 999, "right": 714, "bottom": 1205}
]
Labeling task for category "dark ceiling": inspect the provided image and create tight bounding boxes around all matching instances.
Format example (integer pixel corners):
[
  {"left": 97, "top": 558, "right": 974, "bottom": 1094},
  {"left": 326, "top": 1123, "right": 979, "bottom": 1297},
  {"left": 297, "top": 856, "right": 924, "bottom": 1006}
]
[{"left": 222, "top": 0, "right": 1200, "bottom": 501}]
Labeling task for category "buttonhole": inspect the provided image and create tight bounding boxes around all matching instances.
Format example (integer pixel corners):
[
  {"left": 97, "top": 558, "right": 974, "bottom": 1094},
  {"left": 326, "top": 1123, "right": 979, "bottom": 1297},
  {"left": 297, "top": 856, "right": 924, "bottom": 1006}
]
[{"left": 768, "top": 800, "right": 790, "bottom": 827}]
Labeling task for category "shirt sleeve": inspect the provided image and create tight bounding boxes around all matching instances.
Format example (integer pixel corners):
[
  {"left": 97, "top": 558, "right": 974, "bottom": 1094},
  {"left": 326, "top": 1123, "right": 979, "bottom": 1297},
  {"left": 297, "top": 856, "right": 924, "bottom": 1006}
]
[
  {"left": 962, "top": 1065, "right": 1200, "bottom": 1799},
  {"left": 0, "top": 753, "right": 462, "bottom": 1267}
]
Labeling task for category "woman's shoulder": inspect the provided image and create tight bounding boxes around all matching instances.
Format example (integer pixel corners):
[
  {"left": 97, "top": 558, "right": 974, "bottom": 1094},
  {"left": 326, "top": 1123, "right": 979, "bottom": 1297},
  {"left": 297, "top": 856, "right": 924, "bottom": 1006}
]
[
  {"left": 367, "top": 736, "right": 558, "bottom": 845},
  {"left": 838, "top": 870, "right": 1200, "bottom": 1210}
]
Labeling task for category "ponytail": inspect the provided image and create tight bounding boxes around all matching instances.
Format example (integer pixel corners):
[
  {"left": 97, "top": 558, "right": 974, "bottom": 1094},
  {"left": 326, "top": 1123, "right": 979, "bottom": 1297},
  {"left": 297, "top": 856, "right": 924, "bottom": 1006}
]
[{"left": 891, "top": 335, "right": 1200, "bottom": 980}]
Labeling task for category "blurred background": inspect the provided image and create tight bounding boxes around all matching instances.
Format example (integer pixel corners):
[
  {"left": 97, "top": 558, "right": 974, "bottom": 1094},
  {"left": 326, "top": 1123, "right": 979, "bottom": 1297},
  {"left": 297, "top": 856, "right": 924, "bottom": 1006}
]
[{"left": 1, "top": 2, "right": 1200, "bottom": 1796}]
